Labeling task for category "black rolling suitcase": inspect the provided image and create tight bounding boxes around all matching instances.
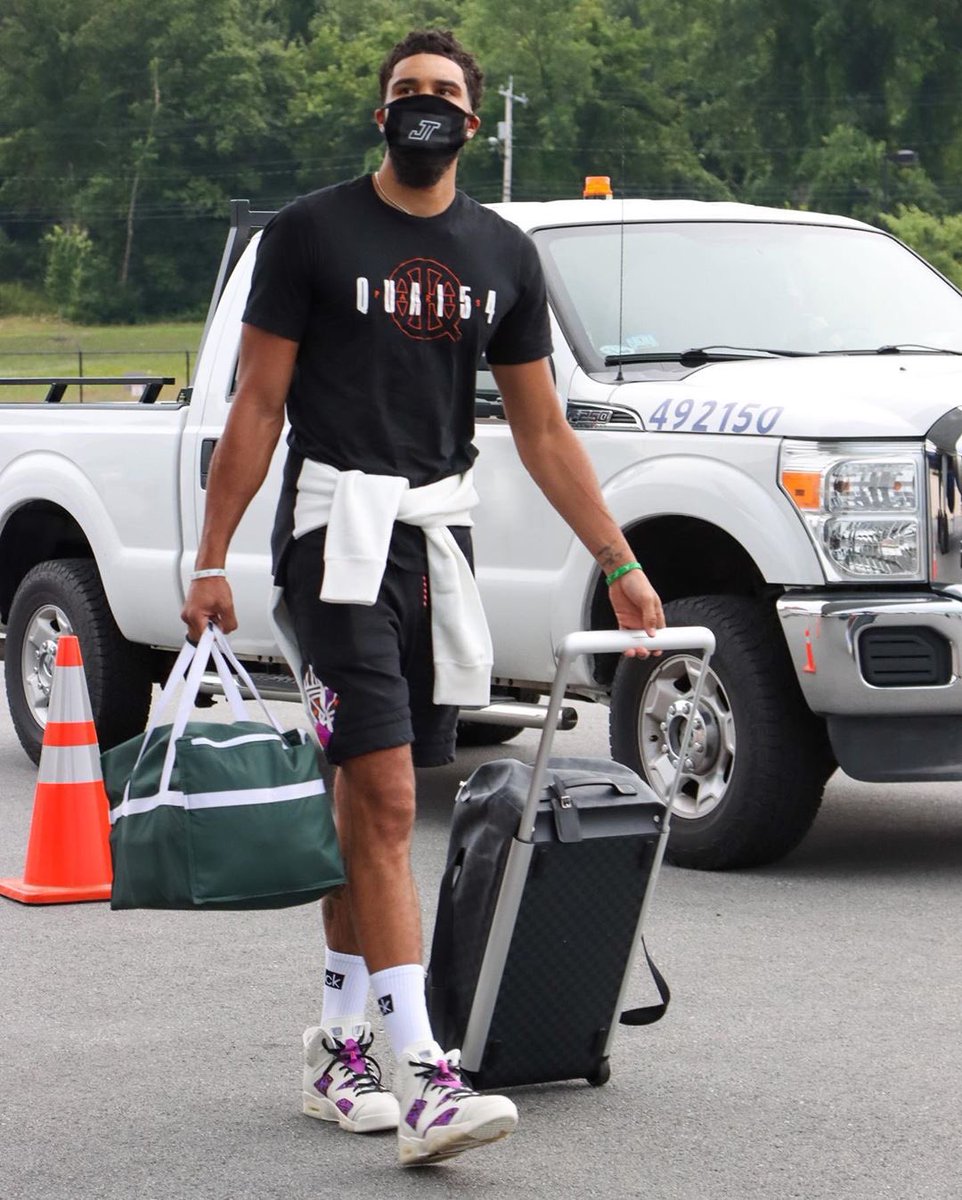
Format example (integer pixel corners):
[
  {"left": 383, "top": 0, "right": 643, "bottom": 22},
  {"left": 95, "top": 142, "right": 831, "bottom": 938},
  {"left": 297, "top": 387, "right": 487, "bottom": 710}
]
[{"left": 426, "top": 626, "right": 715, "bottom": 1090}]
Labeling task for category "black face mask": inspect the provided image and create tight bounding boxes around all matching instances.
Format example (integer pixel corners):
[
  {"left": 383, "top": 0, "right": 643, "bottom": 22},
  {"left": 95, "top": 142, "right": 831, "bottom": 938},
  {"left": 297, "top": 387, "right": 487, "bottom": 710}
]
[{"left": 382, "top": 94, "right": 472, "bottom": 188}]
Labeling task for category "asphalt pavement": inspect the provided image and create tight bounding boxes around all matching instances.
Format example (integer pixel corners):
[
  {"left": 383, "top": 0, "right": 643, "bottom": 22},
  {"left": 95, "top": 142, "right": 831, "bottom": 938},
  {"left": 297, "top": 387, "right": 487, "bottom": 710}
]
[{"left": 1, "top": 667, "right": 960, "bottom": 1200}]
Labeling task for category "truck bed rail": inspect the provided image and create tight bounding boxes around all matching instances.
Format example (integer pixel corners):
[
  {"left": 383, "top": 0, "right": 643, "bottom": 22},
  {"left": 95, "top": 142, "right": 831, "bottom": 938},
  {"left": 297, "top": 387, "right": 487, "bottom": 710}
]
[{"left": 0, "top": 376, "right": 176, "bottom": 404}]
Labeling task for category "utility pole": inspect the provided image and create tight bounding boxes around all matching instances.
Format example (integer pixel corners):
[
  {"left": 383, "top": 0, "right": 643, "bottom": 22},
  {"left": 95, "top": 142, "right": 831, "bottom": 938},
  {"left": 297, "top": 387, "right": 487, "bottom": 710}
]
[{"left": 497, "top": 77, "right": 528, "bottom": 202}]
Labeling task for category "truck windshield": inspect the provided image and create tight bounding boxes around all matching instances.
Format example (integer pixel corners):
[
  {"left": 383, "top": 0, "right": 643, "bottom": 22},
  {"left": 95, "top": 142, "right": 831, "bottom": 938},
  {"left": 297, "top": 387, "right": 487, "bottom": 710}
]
[{"left": 534, "top": 220, "right": 962, "bottom": 373}]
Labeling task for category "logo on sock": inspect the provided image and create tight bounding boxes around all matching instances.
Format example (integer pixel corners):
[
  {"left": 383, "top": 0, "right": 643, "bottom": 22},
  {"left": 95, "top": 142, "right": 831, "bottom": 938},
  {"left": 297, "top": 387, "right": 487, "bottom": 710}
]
[
  {"left": 325, "top": 970, "right": 345, "bottom": 990},
  {"left": 377, "top": 994, "right": 394, "bottom": 1016}
]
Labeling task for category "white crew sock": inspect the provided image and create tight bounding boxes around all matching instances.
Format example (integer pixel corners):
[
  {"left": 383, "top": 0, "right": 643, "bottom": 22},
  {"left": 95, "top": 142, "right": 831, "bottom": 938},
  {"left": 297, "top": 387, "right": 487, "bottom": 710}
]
[
  {"left": 321, "top": 949, "right": 370, "bottom": 1027},
  {"left": 369, "top": 963, "right": 440, "bottom": 1061}
]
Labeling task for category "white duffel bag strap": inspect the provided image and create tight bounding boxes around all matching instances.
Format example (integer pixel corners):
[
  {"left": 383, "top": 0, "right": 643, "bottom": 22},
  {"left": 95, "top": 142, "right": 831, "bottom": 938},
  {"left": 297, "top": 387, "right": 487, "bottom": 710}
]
[
  {"left": 121, "top": 619, "right": 215, "bottom": 806},
  {"left": 209, "top": 641, "right": 249, "bottom": 722},
  {"left": 121, "top": 624, "right": 233, "bottom": 808},
  {"left": 117, "top": 624, "right": 295, "bottom": 818},
  {"left": 156, "top": 626, "right": 225, "bottom": 793},
  {"left": 119, "top": 627, "right": 211, "bottom": 808},
  {"left": 208, "top": 625, "right": 285, "bottom": 735}
]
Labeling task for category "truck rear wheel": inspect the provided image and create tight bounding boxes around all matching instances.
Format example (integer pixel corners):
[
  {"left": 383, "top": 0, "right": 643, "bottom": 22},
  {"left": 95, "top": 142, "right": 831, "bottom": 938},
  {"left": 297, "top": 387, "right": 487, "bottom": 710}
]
[
  {"left": 5, "top": 559, "right": 153, "bottom": 764},
  {"left": 609, "top": 594, "right": 833, "bottom": 870}
]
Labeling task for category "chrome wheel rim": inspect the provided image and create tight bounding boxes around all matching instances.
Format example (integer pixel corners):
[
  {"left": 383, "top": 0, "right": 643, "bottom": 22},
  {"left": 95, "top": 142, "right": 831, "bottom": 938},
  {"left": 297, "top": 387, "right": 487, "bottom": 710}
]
[
  {"left": 20, "top": 603, "right": 74, "bottom": 728},
  {"left": 637, "top": 653, "right": 735, "bottom": 820}
]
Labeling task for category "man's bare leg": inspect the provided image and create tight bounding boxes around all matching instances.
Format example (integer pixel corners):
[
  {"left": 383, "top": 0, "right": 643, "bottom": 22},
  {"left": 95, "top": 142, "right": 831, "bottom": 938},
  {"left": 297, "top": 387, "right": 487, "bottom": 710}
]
[
  {"left": 320, "top": 743, "right": 437, "bottom": 1058},
  {"left": 313, "top": 742, "right": 517, "bottom": 1161},
  {"left": 303, "top": 750, "right": 416, "bottom": 1133},
  {"left": 322, "top": 744, "right": 421, "bottom": 970}
]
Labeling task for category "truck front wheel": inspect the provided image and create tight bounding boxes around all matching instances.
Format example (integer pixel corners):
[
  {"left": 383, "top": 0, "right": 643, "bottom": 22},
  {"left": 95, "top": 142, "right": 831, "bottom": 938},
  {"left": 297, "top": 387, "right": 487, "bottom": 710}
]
[
  {"left": 609, "top": 594, "right": 833, "bottom": 870},
  {"left": 5, "top": 559, "right": 153, "bottom": 764}
]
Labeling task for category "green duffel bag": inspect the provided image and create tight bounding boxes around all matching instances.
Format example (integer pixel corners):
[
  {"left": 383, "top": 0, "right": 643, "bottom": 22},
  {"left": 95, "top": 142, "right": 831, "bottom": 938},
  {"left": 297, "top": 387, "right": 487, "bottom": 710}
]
[{"left": 102, "top": 624, "right": 344, "bottom": 911}]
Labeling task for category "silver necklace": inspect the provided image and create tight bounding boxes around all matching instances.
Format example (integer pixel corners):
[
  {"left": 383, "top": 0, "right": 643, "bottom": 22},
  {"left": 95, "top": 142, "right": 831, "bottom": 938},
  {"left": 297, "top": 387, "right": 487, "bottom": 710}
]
[{"left": 372, "top": 171, "right": 413, "bottom": 215}]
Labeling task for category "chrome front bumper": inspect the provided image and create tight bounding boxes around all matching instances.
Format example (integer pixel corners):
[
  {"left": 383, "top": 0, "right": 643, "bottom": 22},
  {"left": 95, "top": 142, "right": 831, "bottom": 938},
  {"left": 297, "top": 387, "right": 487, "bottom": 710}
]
[{"left": 776, "top": 590, "right": 962, "bottom": 715}]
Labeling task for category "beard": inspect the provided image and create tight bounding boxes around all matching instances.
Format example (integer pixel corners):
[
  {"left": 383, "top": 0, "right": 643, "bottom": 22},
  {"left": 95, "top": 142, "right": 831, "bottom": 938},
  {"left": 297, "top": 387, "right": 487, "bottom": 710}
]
[{"left": 389, "top": 146, "right": 460, "bottom": 189}]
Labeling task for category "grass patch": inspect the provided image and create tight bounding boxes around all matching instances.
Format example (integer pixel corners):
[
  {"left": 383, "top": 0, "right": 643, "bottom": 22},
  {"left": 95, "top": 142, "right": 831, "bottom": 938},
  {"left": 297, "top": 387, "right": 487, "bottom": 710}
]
[
  {"left": 0, "top": 282, "right": 56, "bottom": 318},
  {"left": 0, "top": 314, "right": 206, "bottom": 402}
]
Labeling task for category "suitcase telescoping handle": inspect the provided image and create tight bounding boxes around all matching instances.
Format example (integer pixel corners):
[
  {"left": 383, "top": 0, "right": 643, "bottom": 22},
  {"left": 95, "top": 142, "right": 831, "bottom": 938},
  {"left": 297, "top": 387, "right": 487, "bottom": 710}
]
[{"left": 518, "top": 626, "right": 716, "bottom": 843}]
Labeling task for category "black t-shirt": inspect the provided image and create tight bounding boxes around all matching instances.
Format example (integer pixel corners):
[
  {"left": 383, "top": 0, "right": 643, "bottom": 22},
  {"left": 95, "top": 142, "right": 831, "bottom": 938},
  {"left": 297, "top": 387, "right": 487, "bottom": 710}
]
[
  {"left": 244, "top": 176, "right": 552, "bottom": 574},
  {"left": 244, "top": 176, "right": 552, "bottom": 482}
]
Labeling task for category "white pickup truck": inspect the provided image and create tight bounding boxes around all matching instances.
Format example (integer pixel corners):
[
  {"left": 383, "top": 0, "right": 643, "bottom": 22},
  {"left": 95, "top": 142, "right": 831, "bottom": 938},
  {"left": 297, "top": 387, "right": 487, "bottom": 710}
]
[{"left": 3, "top": 194, "right": 962, "bottom": 870}]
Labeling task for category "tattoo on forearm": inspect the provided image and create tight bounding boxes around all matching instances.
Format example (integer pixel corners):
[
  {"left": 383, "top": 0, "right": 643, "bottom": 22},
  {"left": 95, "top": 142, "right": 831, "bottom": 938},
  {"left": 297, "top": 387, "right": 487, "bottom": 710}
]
[{"left": 595, "top": 544, "right": 627, "bottom": 573}]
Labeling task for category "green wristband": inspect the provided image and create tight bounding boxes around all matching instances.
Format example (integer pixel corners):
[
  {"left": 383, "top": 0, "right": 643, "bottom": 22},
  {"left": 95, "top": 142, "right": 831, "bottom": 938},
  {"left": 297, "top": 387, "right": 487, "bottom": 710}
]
[{"left": 605, "top": 561, "right": 643, "bottom": 587}]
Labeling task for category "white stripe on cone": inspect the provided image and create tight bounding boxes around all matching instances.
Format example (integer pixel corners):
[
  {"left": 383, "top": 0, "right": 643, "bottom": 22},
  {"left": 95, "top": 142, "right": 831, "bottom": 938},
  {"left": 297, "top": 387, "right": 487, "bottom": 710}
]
[
  {"left": 38, "top": 654, "right": 106, "bottom": 788},
  {"left": 37, "top": 742, "right": 104, "bottom": 786},
  {"left": 45, "top": 662, "right": 95, "bottom": 726}
]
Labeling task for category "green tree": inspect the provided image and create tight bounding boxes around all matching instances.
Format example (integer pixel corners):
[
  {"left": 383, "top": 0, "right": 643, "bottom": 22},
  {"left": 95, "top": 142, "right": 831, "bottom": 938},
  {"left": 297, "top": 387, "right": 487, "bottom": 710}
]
[
  {"left": 880, "top": 205, "right": 962, "bottom": 290},
  {"left": 637, "top": 0, "right": 955, "bottom": 216},
  {"left": 42, "top": 224, "right": 93, "bottom": 318},
  {"left": 798, "top": 124, "right": 943, "bottom": 223},
  {"left": 287, "top": 2, "right": 465, "bottom": 197},
  {"left": 5, "top": 0, "right": 962, "bottom": 320},
  {"left": 457, "top": 0, "right": 726, "bottom": 202},
  {"left": 0, "top": 0, "right": 300, "bottom": 318}
]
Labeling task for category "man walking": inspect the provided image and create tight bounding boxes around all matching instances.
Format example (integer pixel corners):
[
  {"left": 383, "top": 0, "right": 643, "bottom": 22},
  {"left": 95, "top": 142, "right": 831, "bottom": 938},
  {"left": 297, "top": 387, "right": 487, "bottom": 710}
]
[{"left": 182, "top": 28, "right": 663, "bottom": 1166}]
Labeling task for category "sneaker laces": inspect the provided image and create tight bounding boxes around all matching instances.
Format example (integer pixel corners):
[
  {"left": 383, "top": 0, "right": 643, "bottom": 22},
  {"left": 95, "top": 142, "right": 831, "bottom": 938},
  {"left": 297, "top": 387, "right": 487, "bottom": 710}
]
[
  {"left": 323, "top": 1034, "right": 385, "bottom": 1095},
  {"left": 414, "top": 1057, "right": 477, "bottom": 1101}
]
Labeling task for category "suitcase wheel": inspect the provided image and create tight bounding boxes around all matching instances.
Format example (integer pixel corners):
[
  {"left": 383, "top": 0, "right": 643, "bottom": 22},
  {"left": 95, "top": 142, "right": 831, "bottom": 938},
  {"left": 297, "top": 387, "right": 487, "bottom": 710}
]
[{"left": 586, "top": 1058, "right": 611, "bottom": 1087}]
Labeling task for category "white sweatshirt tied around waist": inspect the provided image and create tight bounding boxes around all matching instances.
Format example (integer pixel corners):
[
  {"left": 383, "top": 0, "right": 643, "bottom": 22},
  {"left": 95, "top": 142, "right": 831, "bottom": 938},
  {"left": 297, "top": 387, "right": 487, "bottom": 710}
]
[{"left": 289, "top": 460, "right": 493, "bottom": 707}]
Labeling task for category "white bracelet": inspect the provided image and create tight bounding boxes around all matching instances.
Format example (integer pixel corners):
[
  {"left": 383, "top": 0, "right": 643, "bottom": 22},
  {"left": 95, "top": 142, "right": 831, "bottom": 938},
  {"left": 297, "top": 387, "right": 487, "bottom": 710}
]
[{"left": 191, "top": 568, "right": 227, "bottom": 581}]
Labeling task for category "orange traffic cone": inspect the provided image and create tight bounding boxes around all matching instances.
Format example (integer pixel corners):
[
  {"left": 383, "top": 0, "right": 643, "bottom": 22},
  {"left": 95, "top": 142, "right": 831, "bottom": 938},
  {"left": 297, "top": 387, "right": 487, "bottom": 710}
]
[{"left": 0, "top": 635, "right": 113, "bottom": 904}]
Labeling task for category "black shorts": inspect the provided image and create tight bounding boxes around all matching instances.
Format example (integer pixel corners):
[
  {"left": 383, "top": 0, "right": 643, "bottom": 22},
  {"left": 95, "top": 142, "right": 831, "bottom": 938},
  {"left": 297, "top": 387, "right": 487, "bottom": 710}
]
[{"left": 283, "top": 527, "right": 460, "bottom": 768}]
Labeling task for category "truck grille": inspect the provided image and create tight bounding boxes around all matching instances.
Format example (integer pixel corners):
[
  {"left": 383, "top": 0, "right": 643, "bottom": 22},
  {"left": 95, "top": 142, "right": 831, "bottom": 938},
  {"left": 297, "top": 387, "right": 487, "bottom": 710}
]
[{"left": 859, "top": 627, "right": 952, "bottom": 687}]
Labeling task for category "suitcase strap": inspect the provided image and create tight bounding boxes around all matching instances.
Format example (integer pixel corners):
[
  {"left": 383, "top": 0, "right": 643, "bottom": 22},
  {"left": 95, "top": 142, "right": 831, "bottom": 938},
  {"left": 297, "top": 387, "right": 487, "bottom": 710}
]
[
  {"left": 544, "top": 777, "right": 640, "bottom": 843},
  {"left": 547, "top": 775, "right": 638, "bottom": 796},
  {"left": 619, "top": 939, "right": 671, "bottom": 1026}
]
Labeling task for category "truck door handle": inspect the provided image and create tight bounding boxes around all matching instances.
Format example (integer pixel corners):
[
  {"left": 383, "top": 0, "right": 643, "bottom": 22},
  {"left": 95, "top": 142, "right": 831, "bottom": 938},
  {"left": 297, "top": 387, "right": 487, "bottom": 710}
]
[{"left": 200, "top": 438, "right": 218, "bottom": 489}]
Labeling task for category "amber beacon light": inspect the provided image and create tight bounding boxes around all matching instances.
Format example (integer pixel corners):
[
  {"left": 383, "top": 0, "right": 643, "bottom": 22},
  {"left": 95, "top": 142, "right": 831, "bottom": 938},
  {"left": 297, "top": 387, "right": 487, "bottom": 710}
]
[{"left": 583, "top": 175, "right": 613, "bottom": 199}]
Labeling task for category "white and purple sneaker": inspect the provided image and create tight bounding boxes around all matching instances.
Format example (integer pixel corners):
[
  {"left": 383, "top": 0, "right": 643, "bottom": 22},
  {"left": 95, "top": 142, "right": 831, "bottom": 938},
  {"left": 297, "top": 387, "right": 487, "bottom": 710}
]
[
  {"left": 302, "top": 1019, "right": 400, "bottom": 1133},
  {"left": 395, "top": 1043, "right": 518, "bottom": 1165}
]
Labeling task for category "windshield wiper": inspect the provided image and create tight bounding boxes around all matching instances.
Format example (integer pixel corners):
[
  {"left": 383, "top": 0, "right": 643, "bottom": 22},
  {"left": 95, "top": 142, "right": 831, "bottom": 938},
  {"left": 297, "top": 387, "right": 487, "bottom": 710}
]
[
  {"left": 818, "top": 344, "right": 962, "bottom": 356},
  {"left": 604, "top": 344, "right": 814, "bottom": 366}
]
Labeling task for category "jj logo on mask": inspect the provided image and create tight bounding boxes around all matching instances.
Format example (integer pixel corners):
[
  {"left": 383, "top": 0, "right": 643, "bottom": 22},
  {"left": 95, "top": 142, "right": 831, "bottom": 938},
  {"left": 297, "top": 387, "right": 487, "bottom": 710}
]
[
  {"left": 380, "top": 93, "right": 474, "bottom": 189},
  {"left": 408, "top": 118, "right": 443, "bottom": 142},
  {"left": 382, "top": 94, "right": 471, "bottom": 156}
]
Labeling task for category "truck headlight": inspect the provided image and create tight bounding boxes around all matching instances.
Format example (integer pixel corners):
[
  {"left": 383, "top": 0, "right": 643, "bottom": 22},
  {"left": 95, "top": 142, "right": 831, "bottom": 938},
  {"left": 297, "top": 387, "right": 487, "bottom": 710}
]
[{"left": 780, "top": 441, "right": 923, "bottom": 580}]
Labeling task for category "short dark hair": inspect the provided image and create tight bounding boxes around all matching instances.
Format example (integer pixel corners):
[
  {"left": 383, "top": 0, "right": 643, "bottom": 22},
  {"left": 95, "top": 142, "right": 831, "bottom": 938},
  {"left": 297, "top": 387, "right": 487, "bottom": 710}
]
[{"left": 379, "top": 29, "right": 484, "bottom": 112}]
